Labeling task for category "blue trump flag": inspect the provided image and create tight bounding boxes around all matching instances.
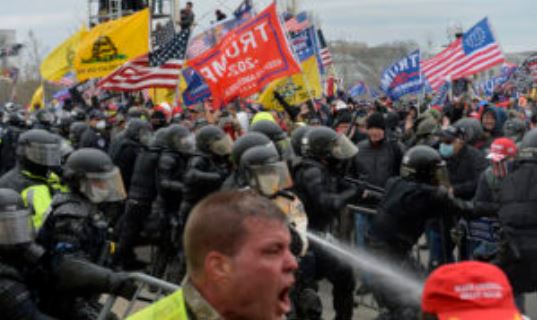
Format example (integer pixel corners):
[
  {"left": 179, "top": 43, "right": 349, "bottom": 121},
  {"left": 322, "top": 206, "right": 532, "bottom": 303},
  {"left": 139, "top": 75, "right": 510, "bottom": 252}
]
[
  {"left": 182, "top": 68, "right": 211, "bottom": 106},
  {"left": 430, "top": 80, "right": 451, "bottom": 107},
  {"left": 380, "top": 50, "right": 422, "bottom": 100},
  {"left": 291, "top": 26, "right": 317, "bottom": 62},
  {"left": 348, "top": 81, "right": 369, "bottom": 98}
]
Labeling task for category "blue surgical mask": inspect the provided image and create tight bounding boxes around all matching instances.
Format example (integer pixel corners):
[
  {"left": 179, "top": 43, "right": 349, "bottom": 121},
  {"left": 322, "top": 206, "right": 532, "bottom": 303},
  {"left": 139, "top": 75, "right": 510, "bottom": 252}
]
[{"left": 439, "top": 143, "right": 454, "bottom": 158}]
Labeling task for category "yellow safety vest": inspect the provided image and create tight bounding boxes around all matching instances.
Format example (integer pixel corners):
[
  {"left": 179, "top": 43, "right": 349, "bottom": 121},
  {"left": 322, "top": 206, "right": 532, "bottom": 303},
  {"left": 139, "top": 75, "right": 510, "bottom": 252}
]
[
  {"left": 127, "top": 289, "right": 188, "bottom": 320},
  {"left": 21, "top": 184, "right": 52, "bottom": 230},
  {"left": 20, "top": 171, "right": 68, "bottom": 229}
]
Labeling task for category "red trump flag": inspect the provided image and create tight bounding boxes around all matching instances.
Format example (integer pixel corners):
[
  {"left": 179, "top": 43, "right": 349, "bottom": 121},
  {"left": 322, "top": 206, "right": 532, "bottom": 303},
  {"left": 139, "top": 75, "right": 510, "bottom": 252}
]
[{"left": 188, "top": 2, "right": 301, "bottom": 103}]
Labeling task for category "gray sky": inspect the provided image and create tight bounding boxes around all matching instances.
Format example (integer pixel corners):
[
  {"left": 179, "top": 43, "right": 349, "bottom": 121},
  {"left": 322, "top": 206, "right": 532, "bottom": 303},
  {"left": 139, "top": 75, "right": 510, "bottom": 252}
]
[{"left": 1, "top": 0, "right": 535, "bottom": 57}]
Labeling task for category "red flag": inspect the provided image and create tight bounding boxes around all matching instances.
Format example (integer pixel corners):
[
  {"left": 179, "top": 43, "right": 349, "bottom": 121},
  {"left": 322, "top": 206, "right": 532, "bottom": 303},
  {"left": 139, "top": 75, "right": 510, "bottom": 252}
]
[{"left": 188, "top": 3, "right": 301, "bottom": 104}]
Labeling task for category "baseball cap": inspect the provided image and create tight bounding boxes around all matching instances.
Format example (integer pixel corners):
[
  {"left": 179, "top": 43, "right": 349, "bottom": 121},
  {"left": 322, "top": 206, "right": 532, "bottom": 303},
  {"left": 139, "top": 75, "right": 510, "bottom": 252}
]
[
  {"left": 436, "top": 125, "right": 465, "bottom": 142},
  {"left": 487, "top": 137, "right": 517, "bottom": 162},
  {"left": 422, "top": 261, "right": 522, "bottom": 320}
]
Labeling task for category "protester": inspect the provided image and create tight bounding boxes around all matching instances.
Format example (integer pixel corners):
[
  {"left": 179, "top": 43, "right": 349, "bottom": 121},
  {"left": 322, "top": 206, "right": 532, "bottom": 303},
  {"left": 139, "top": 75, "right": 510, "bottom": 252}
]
[
  {"left": 127, "top": 190, "right": 298, "bottom": 320},
  {"left": 179, "top": 1, "right": 195, "bottom": 30},
  {"left": 497, "top": 129, "right": 537, "bottom": 312}
]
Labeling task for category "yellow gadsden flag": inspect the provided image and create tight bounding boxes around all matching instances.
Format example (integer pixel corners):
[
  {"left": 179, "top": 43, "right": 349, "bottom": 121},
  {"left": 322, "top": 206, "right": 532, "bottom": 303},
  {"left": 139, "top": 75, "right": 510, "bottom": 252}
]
[
  {"left": 74, "top": 9, "right": 149, "bottom": 81},
  {"left": 41, "top": 26, "right": 88, "bottom": 81},
  {"left": 257, "top": 56, "right": 322, "bottom": 111},
  {"left": 29, "top": 85, "right": 44, "bottom": 110}
]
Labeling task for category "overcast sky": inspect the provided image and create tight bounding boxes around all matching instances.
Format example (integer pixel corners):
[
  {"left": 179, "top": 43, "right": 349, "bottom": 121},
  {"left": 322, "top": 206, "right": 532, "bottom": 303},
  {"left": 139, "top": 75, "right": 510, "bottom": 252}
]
[{"left": 1, "top": 0, "right": 535, "bottom": 57}]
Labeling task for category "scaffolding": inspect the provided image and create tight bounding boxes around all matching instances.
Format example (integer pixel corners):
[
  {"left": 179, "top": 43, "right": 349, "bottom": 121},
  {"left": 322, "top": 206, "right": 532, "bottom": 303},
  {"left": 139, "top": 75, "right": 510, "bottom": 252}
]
[{"left": 88, "top": 0, "right": 180, "bottom": 27}]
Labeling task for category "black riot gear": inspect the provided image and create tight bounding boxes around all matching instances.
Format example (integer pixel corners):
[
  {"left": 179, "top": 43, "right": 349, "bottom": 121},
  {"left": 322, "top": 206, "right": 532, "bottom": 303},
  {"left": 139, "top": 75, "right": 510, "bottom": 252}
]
[
  {"left": 69, "top": 121, "right": 89, "bottom": 150},
  {"left": 251, "top": 120, "right": 295, "bottom": 160},
  {"left": 124, "top": 119, "right": 153, "bottom": 147},
  {"left": 6, "top": 110, "right": 25, "bottom": 127},
  {"left": 220, "top": 132, "right": 272, "bottom": 191},
  {"left": 33, "top": 109, "right": 55, "bottom": 130},
  {"left": 305, "top": 126, "right": 358, "bottom": 160},
  {"left": 240, "top": 145, "right": 291, "bottom": 197},
  {"left": 16, "top": 129, "right": 62, "bottom": 168},
  {"left": 166, "top": 124, "right": 195, "bottom": 153},
  {"left": 231, "top": 132, "right": 272, "bottom": 166},
  {"left": 400, "top": 145, "right": 448, "bottom": 186},
  {"left": 0, "top": 111, "right": 25, "bottom": 174},
  {"left": 251, "top": 120, "right": 287, "bottom": 141},
  {"left": 291, "top": 125, "right": 311, "bottom": 157},
  {"left": 115, "top": 127, "right": 170, "bottom": 270},
  {"left": 110, "top": 119, "right": 153, "bottom": 190},
  {"left": 195, "top": 125, "right": 232, "bottom": 156},
  {"left": 63, "top": 148, "right": 126, "bottom": 203}
]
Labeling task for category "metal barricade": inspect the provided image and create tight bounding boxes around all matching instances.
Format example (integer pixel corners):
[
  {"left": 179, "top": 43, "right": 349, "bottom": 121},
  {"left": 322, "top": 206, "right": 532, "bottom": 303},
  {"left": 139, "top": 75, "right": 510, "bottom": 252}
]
[{"left": 97, "top": 272, "right": 180, "bottom": 320}]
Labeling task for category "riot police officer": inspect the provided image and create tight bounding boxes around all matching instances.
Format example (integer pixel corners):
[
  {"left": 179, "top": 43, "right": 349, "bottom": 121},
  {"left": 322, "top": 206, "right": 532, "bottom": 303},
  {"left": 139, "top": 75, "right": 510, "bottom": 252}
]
[
  {"left": 221, "top": 132, "right": 273, "bottom": 190},
  {"left": 293, "top": 126, "right": 359, "bottom": 320},
  {"left": 0, "top": 129, "right": 64, "bottom": 230},
  {"left": 0, "top": 109, "right": 26, "bottom": 174},
  {"left": 68, "top": 121, "right": 89, "bottom": 150},
  {"left": 250, "top": 119, "right": 296, "bottom": 161},
  {"left": 179, "top": 125, "right": 232, "bottom": 224},
  {"left": 32, "top": 109, "right": 55, "bottom": 131},
  {"left": 109, "top": 119, "right": 153, "bottom": 192},
  {"left": 115, "top": 128, "right": 170, "bottom": 270},
  {"left": 38, "top": 148, "right": 127, "bottom": 265},
  {"left": 367, "top": 145, "right": 472, "bottom": 319},
  {"left": 155, "top": 124, "right": 194, "bottom": 218},
  {"left": 0, "top": 188, "right": 135, "bottom": 320}
]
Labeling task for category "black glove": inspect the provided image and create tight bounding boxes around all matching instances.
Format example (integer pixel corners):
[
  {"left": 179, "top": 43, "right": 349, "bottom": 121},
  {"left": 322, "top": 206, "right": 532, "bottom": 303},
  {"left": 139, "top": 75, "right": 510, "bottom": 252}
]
[{"left": 108, "top": 272, "right": 137, "bottom": 300}]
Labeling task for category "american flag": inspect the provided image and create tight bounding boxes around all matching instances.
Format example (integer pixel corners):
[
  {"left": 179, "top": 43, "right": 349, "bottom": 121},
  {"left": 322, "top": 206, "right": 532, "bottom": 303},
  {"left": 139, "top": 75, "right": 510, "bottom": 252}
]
[
  {"left": 149, "top": 28, "right": 190, "bottom": 67},
  {"left": 316, "top": 28, "right": 333, "bottom": 67},
  {"left": 98, "top": 29, "right": 190, "bottom": 91},
  {"left": 285, "top": 12, "right": 308, "bottom": 33},
  {"left": 422, "top": 18, "right": 505, "bottom": 91},
  {"left": 152, "top": 20, "right": 176, "bottom": 50}
]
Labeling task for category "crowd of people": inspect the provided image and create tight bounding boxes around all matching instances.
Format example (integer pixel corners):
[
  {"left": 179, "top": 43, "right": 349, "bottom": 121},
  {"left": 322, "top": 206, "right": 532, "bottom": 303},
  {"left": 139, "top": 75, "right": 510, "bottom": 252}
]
[{"left": 0, "top": 82, "right": 535, "bottom": 319}]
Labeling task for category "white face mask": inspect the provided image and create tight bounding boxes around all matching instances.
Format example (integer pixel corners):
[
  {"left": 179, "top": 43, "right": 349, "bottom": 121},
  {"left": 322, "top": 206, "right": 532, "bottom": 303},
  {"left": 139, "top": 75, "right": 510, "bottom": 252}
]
[
  {"left": 86, "top": 186, "right": 110, "bottom": 203},
  {"left": 95, "top": 120, "right": 106, "bottom": 130}
]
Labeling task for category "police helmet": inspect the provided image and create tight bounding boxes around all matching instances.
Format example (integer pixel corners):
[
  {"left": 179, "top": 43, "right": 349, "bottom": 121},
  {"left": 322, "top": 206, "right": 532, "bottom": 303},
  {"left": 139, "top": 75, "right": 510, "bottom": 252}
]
[
  {"left": 69, "top": 121, "right": 89, "bottom": 148},
  {"left": 250, "top": 120, "right": 287, "bottom": 142},
  {"left": 231, "top": 132, "right": 272, "bottom": 166},
  {"left": 195, "top": 125, "right": 232, "bottom": 156},
  {"left": 401, "top": 145, "right": 448, "bottom": 185},
  {"left": 240, "top": 145, "right": 292, "bottom": 197},
  {"left": 166, "top": 124, "right": 195, "bottom": 153},
  {"left": 63, "top": 148, "right": 127, "bottom": 203},
  {"left": 305, "top": 126, "right": 358, "bottom": 160},
  {"left": 17, "top": 129, "right": 61, "bottom": 167},
  {"left": 290, "top": 126, "right": 311, "bottom": 157},
  {"left": 125, "top": 119, "right": 153, "bottom": 146}
]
